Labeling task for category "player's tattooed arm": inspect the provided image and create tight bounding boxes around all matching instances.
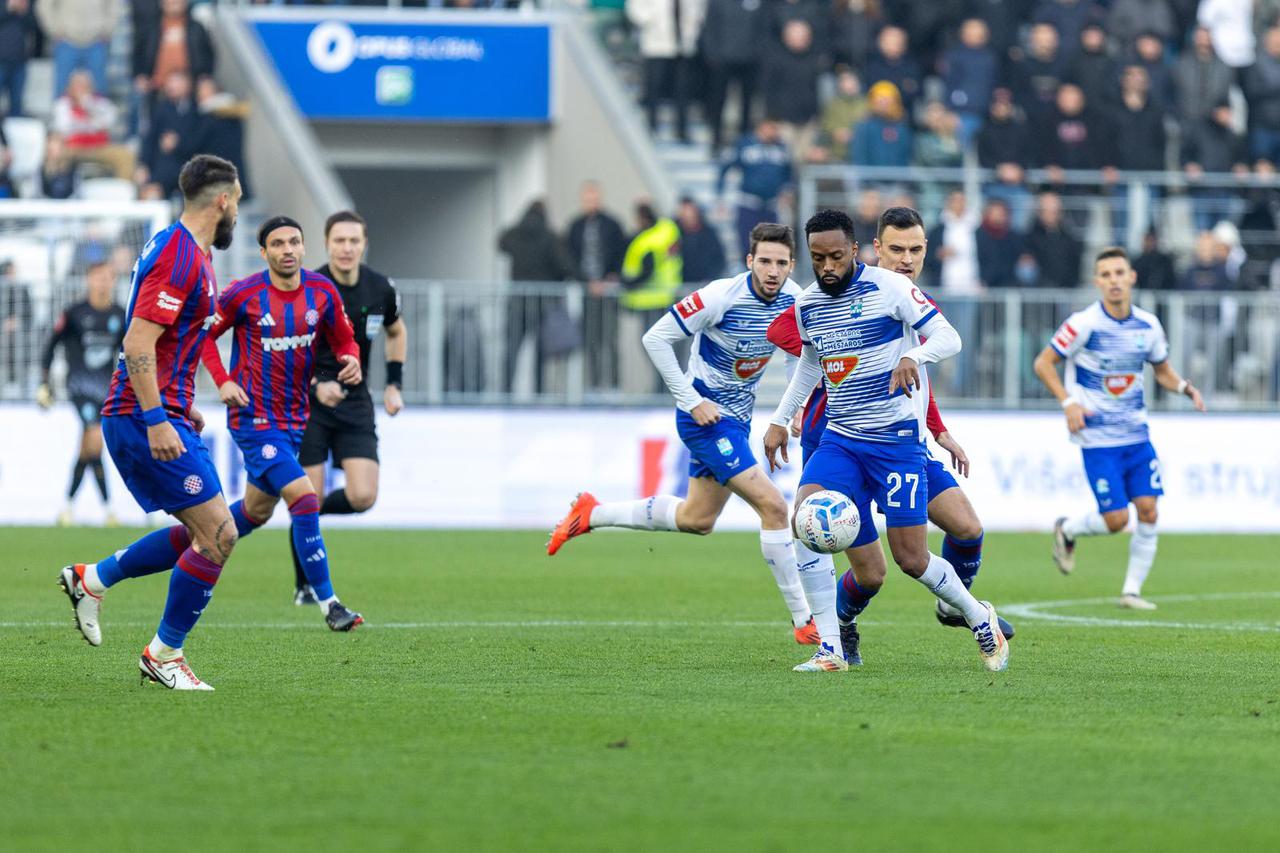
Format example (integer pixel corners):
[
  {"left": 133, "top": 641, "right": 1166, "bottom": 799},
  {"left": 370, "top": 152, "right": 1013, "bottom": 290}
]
[{"left": 124, "top": 353, "right": 153, "bottom": 376}]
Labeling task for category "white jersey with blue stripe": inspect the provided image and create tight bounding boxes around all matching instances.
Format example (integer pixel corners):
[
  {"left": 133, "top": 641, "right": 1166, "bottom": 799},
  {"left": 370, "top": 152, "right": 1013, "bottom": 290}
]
[
  {"left": 794, "top": 264, "right": 949, "bottom": 444},
  {"left": 1050, "top": 301, "right": 1169, "bottom": 448},
  {"left": 669, "top": 272, "right": 802, "bottom": 421}
]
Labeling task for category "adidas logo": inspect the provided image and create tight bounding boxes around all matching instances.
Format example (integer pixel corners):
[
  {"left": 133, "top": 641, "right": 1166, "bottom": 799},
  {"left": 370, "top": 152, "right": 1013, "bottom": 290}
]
[
  {"left": 306, "top": 549, "right": 327, "bottom": 562},
  {"left": 258, "top": 314, "right": 276, "bottom": 327}
]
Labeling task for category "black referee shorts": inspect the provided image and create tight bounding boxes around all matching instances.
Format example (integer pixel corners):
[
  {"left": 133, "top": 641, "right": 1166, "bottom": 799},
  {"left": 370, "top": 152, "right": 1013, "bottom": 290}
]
[
  {"left": 71, "top": 394, "right": 104, "bottom": 427},
  {"left": 298, "top": 404, "right": 379, "bottom": 467}
]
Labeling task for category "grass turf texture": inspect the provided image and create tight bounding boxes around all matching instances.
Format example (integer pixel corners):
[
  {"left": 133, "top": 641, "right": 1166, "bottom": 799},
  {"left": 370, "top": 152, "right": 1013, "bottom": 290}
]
[{"left": 2, "top": 526, "right": 1278, "bottom": 852}]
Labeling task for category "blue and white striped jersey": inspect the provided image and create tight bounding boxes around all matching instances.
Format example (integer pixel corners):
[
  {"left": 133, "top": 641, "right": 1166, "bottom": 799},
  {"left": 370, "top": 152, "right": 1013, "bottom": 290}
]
[
  {"left": 794, "top": 264, "right": 954, "bottom": 444},
  {"left": 1050, "top": 301, "right": 1169, "bottom": 448},
  {"left": 669, "top": 272, "right": 802, "bottom": 421}
]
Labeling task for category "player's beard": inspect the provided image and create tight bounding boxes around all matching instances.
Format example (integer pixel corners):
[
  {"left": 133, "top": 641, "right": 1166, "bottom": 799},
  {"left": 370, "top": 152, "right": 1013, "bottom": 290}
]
[
  {"left": 213, "top": 211, "right": 236, "bottom": 251},
  {"left": 817, "top": 263, "right": 855, "bottom": 297}
]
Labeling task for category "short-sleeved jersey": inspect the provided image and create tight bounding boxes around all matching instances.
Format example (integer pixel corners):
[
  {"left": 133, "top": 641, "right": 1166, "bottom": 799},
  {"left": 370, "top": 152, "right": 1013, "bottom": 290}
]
[
  {"left": 312, "top": 263, "right": 399, "bottom": 389},
  {"left": 102, "top": 222, "right": 217, "bottom": 425},
  {"left": 203, "top": 269, "right": 359, "bottom": 432},
  {"left": 794, "top": 263, "right": 950, "bottom": 444},
  {"left": 1049, "top": 301, "right": 1168, "bottom": 448},
  {"left": 43, "top": 300, "right": 126, "bottom": 399},
  {"left": 668, "top": 271, "right": 802, "bottom": 421}
]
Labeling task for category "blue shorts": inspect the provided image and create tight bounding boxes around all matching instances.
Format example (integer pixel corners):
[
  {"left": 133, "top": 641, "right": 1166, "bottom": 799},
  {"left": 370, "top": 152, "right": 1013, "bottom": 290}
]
[
  {"left": 103, "top": 413, "right": 222, "bottom": 514},
  {"left": 801, "top": 439, "right": 878, "bottom": 547},
  {"left": 232, "top": 428, "right": 305, "bottom": 497},
  {"left": 676, "top": 410, "right": 755, "bottom": 485},
  {"left": 800, "top": 431, "right": 929, "bottom": 528},
  {"left": 1081, "top": 441, "right": 1163, "bottom": 513},
  {"left": 925, "top": 454, "right": 959, "bottom": 503}
]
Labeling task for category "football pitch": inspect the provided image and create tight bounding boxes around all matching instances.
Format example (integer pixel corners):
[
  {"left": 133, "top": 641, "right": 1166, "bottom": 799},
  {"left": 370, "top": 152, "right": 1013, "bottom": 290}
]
[{"left": 2, "top": 526, "right": 1278, "bottom": 852}]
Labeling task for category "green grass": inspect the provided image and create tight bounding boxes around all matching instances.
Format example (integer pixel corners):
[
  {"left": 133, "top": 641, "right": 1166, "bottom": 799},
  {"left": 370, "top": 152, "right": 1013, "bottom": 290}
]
[{"left": 2, "top": 526, "right": 1278, "bottom": 852}]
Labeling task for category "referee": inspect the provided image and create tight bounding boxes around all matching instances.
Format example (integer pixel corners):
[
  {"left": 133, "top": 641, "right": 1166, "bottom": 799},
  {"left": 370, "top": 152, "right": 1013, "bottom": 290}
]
[{"left": 290, "top": 210, "right": 408, "bottom": 604}]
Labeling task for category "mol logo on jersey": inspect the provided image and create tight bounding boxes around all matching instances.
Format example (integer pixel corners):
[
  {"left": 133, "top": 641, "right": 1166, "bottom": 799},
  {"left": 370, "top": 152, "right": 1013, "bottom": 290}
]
[
  {"left": 821, "top": 354, "right": 859, "bottom": 387},
  {"left": 733, "top": 356, "right": 769, "bottom": 381},
  {"left": 262, "top": 332, "right": 317, "bottom": 352},
  {"left": 1104, "top": 374, "right": 1137, "bottom": 397}
]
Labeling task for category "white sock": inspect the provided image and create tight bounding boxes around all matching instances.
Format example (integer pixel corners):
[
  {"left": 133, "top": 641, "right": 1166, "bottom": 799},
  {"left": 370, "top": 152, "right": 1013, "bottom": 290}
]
[
  {"left": 82, "top": 563, "right": 106, "bottom": 596},
  {"left": 760, "top": 528, "right": 812, "bottom": 627},
  {"left": 915, "top": 553, "right": 987, "bottom": 627},
  {"left": 1062, "top": 511, "right": 1110, "bottom": 540},
  {"left": 1123, "top": 522, "right": 1158, "bottom": 596},
  {"left": 320, "top": 596, "right": 338, "bottom": 613},
  {"left": 589, "top": 496, "right": 682, "bottom": 531},
  {"left": 794, "top": 540, "right": 842, "bottom": 658},
  {"left": 147, "top": 635, "right": 181, "bottom": 662}
]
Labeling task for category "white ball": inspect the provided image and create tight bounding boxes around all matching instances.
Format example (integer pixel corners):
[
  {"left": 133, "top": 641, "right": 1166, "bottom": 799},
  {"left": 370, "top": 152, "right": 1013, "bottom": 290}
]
[{"left": 793, "top": 490, "right": 862, "bottom": 554}]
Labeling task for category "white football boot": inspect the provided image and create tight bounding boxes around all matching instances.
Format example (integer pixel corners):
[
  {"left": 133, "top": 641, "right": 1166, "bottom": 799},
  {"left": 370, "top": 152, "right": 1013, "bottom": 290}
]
[
  {"left": 1052, "top": 516, "right": 1076, "bottom": 574},
  {"left": 57, "top": 565, "right": 102, "bottom": 646},
  {"left": 1119, "top": 594, "right": 1157, "bottom": 611},
  {"left": 972, "top": 601, "right": 1009, "bottom": 672},
  {"left": 139, "top": 648, "right": 214, "bottom": 691},
  {"left": 793, "top": 643, "right": 849, "bottom": 672}
]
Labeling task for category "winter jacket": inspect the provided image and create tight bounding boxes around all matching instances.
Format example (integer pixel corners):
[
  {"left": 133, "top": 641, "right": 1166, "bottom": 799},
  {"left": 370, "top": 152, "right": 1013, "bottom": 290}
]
[
  {"left": 761, "top": 43, "right": 821, "bottom": 124},
  {"left": 1108, "top": 0, "right": 1175, "bottom": 45},
  {"left": 132, "top": 12, "right": 215, "bottom": 80},
  {"left": 499, "top": 207, "right": 574, "bottom": 282},
  {"left": 1024, "top": 222, "right": 1083, "bottom": 288},
  {"left": 567, "top": 211, "right": 628, "bottom": 281},
  {"left": 864, "top": 53, "right": 923, "bottom": 107},
  {"left": 976, "top": 224, "right": 1023, "bottom": 288},
  {"left": 940, "top": 43, "right": 997, "bottom": 115},
  {"left": 679, "top": 219, "right": 727, "bottom": 283},
  {"left": 1110, "top": 97, "right": 1167, "bottom": 171},
  {"left": 0, "top": 4, "right": 36, "bottom": 65},
  {"left": 142, "top": 96, "right": 201, "bottom": 195},
  {"left": 1070, "top": 48, "right": 1119, "bottom": 110},
  {"left": 851, "top": 116, "right": 913, "bottom": 167},
  {"left": 35, "top": 0, "right": 117, "bottom": 46},
  {"left": 718, "top": 133, "right": 792, "bottom": 201},
  {"left": 698, "top": 0, "right": 763, "bottom": 66},
  {"left": 1244, "top": 52, "right": 1280, "bottom": 131},
  {"left": 626, "top": 0, "right": 706, "bottom": 58},
  {"left": 1039, "top": 107, "right": 1112, "bottom": 170},
  {"left": 976, "top": 113, "right": 1030, "bottom": 168},
  {"left": 1181, "top": 118, "right": 1248, "bottom": 172},
  {"left": 1172, "top": 51, "right": 1234, "bottom": 122}
]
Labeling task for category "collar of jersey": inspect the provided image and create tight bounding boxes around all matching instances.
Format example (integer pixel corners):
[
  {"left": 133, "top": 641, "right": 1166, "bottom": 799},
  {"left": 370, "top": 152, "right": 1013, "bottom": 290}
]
[{"left": 1096, "top": 299, "right": 1134, "bottom": 323}]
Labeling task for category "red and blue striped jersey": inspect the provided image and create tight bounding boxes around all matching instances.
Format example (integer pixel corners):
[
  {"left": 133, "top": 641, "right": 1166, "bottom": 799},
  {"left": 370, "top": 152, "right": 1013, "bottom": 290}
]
[
  {"left": 102, "top": 222, "right": 217, "bottom": 426},
  {"left": 201, "top": 269, "right": 358, "bottom": 432}
]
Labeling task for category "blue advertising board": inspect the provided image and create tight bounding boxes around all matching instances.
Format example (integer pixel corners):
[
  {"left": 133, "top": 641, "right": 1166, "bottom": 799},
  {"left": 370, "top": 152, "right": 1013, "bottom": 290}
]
[{"left": 253, "top": 18, "right": 551, "bottom": 122}]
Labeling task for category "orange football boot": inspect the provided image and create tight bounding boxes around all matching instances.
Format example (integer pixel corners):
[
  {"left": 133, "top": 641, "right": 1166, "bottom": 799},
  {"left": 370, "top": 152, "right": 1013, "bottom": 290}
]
[
  {"left": 793, "top": 616, "right": 821, "bottom": 645},
  {"left": 547, "top": 492, "right": 600, "bottom": 555}
]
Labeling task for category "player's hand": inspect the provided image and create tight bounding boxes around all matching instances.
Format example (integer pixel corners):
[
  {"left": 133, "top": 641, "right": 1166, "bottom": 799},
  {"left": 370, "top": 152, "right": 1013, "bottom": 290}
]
[
  {"left": 384, "top": 384, "right": 403, "bottom": 417},
  {"left": 315, "top": 380, "right": 346, "bottom": 407},
  {"left": 147, "top": 421, "right": 185, "bottom": 461},
  {"left": 1186, "top": 383, "right": 1206, "bottom": 412},
  {"left": 789, "top": 408, "right": 803, "bottom": 438},
  {"left": 889, "top": 357, "right": 920, "bottom": 398},
  {"left": 935, "top": 431, "right": 970, "bottom": 478},
  {"left": 336, "top": 354, "right": 362, "bottom": 386},
  {"left": 36, "top": 383, "right": 53, "bottom": 410},
  {"left": 763, "top": 424, "right": 790, "bottom": 473},
  {"left": 188, "top": 405, "right": 205, "bottom": 435},
  {"left": 690, "top": 400, "right": 720, "bottom": 426},
  {"left": 1064, "top": 402, "right": 1088, "bottom": 433},
  {"left": 218, "top": 381, "right": 249, "bottom": 408}
]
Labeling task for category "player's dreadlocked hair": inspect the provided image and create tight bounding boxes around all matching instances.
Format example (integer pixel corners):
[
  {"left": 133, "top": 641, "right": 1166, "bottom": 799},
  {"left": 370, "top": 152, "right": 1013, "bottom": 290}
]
[
  {"left": 804, "top": 209, "right": 856, "bottom": 243},
  {"left": 877, "top": 206, "right": 925, "bottom": 237}
]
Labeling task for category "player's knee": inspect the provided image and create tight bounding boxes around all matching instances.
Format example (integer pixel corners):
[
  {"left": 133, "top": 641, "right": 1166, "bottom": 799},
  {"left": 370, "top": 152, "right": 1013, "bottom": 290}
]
[
  {"left": 758, "top": 498, "right": 790, "bottom": 530},
  {"left": 1136, "top": 506, "right": 1158, "bottom": 525},
  {"left": 346, "top": 486, "right": 377, "bottom": 513},
  {"left": 953, "top": 518, "right": 984, "bottom": 542},
  {"left": 681, "top": 516, "right": 717, "bottom": 536},
  {"left": 1104, "top": 511, "right": 1130, "bottom": 533}
]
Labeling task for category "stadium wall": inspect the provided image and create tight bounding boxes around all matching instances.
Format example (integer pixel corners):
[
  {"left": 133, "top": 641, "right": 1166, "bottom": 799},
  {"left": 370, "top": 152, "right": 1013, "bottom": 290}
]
[{"left": 3, "top": 406, "right": 1276, "bottom": 534}]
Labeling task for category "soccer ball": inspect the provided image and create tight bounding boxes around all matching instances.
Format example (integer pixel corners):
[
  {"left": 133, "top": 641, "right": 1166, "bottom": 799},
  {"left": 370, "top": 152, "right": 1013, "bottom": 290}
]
[{"left": 793, "top": 490, "right": 861, "bottom": 554}]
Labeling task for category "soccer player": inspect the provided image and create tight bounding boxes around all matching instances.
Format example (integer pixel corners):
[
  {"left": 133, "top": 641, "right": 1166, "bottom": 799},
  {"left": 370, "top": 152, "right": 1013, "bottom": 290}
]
[
  {"left": 200, "top": 216, "right": 365, "bottom": 630},
  {"left": 56, "top": 154, "right": 242, "bottom": 690},
  {"left": 37, "top": 260, "right": 125, "bottom": 527},
  {"left": 548, "top": 223, "right": 845, "bottom": 666},
  {"left": 1033, "top": 246, "right": 1205, "bottom": 609},
  {"left": 763, "top": 209, "right": 1009, "bottom": 673},
  {"left": 288, "top": 210, "right": 405, "bottom": 605},
  {"left": 766, "top": 207, "right": 1015, "bottom": 665}
]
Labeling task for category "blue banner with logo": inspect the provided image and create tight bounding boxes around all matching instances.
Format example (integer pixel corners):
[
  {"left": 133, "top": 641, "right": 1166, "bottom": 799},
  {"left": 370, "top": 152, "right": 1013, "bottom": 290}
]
[{"left": 253, "top": 19, "right": 551, "bottom": 122}]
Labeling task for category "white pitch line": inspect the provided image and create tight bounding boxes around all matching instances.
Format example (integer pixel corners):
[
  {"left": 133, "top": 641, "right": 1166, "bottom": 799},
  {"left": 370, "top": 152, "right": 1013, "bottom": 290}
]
[
  {"left": 1001, "top": 591, "right": 1280, "bottom": 633},
  {"left": 0, "top": 618, "right": 893, "bottom": 631}
]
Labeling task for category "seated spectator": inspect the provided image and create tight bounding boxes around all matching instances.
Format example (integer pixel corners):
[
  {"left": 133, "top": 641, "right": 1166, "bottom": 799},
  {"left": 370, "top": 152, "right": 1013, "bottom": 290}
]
[
  {"left": 0, "top": 0, "right": 36, "bottom": 116},
  {"left": 676, "top": 197, "right": 726, "bottom": 283},
  {"left": 1174, "top": 25, "right": 1234, "bottom": 125},
  {"left": 977, "top": 87, "right": 1033, "bottom": 228},
  {"left": 51, "top": 71, "right": 135, "bottom": 180},
  {"left": 865, "top": 26, "right": 922, "bottom": 110},
  {"left": 913, "top": 100, "right": 963, "bottom": 168},
  {"left": 976, "top": 198, "right": 1023, "bottom": 288},
  {"left": 194, "top": 78, "right": 252, "bottom": 200},
  {"left": 36, "top": 0, "right": 114, "bottom": 97},
  {"left": 851, "top": 80, "right": 912, "bottom": 168},
  {"left": 1070, "top": 21, "right": 1117, "bottom": 110},
  {"left": 139, "top": 70, "right": 199, "bottom": 197},
  {"left": 762, "top": 19, "right": 822, "bottom": 151},
  {"left": 809, "top": 68, "right": 866, "bottom": 163},
  {"left": 1007, "top": 22, "right": 1069, "bottom": 126},
  {"left": 1244, "top": 27, "right": 1280, "bottom": 165},
  {"left": 40, "top": 133, "right": 77, "bottom": 199},
  {"left": 1108, "top": 0, "right": 1175, "bottom": 46},
  {"left": 1126, "top": 31, "right": 1174, "bottom": 112},
  {"left": 939, "top": 17, "right": 997, "bottom": 142},
  {"left": 1199, "top": 0, "right": 1256, "bottom": 68},
  {"left": 1023, "top": 191, "right": 1083, "bottom": 287},
  {"left": 1182, "top": 99, "right": 1249, "bottom": 230},
  {"left": 1132, "top": 228, "right": 1178, "bottom": 290}
]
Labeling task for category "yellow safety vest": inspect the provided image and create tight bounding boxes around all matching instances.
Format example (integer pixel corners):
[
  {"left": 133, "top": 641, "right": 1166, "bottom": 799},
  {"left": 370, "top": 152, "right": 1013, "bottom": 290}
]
[{"left": 621, "top": 218, "right": 682, "bottom": 310}]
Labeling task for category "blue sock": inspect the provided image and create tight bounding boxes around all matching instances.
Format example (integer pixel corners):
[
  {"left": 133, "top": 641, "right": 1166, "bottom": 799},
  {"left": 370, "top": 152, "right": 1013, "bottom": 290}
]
[
  {"left": 943, "top": 533, "right": 985, "bottom": 590},
  {"left": 229, "top": 499, "right": 266, "bottom": 538},
  {"left": 97, "top": 526, "right": 190, "bottom": 588},
  {"left": 836, "top": 569, "right": 879, "bottom": 622},
  {"left": 156, "top": 549, "right": 222, "bottom": 648},
  {"left": 289, "top": 494, "right": 334, "bottom": 600}
]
